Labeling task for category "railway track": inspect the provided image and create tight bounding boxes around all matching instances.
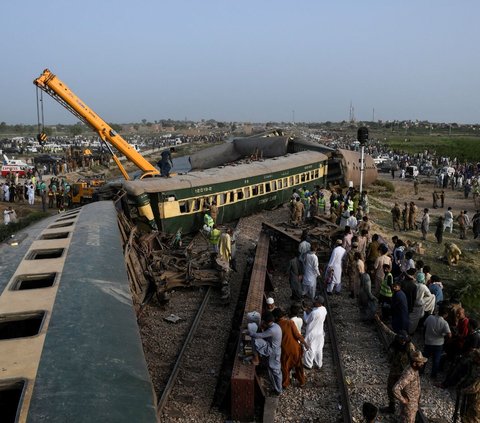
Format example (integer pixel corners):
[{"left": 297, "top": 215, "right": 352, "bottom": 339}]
[
  {"left": 265, "top": 218, "right": 456, "bottom": 422},
  {"left": 145, "top": 216, "right": 262, "bottom": 422}
]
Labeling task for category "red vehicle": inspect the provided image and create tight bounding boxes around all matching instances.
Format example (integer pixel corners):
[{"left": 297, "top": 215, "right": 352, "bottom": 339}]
[{"left": 1, "top": 164, "right": 32, "bottom": 177}]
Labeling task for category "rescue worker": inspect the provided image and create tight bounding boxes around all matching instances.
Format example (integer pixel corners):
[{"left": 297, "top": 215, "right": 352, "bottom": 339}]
[
  {"left": 203, "top": 209, "right": 214, "bottom": 234},
  {"left": 318, "top": 192, "right": 326, "bottom": 215},
  {"left": 209, "top": 224, "right": 221, "bottom": 253}
]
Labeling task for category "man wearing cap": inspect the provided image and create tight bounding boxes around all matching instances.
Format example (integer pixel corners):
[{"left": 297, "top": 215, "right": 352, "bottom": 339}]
[
  {"left": 326, "top": 239, "right": 346, "bottom": 295},
  {"left": 393, "top": 350, "right": 428, "bottom": 423},
  {"left": 248, "top": 311, "right": 283, "bottom": 395},
  {"left": 266, "top": 297, "right": 276, "bottom": 312},
  {"left": 303, "top": 296, "right": 327, "bottom": 369},
  {"left": 377, "top": 317, "right": 415, "bottom": 414}
]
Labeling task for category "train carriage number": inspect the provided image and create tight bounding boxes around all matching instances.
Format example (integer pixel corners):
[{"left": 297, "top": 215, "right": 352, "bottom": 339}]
[{"left": 193, "top": 186, "right": 213, "bottom": 194}]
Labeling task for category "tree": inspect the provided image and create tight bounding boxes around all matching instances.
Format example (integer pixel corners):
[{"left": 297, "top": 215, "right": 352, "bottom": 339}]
[
  {"left": 142, "top": 119, "right": 147, "bottom": 125},
  {"left": 109, "top": 123, "right": 122, "bottom": 133},
  {"left": 69, "top": 124, "right": 83, "bottom": 136}
]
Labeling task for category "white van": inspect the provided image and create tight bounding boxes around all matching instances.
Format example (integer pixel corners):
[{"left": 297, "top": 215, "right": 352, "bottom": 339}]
[{"left": 406, "top": 165, "right": 419, "bottom": 178}]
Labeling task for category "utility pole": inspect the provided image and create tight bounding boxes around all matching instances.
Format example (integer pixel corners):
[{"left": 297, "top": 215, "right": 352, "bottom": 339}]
[
  {"left": 292, "top": 110, "right": 295, "bottom": 125},
  {"left": 372, "top": 108, "right": 375, "bottom": 122},
  {"left": 358, "top": 127, "right": 368, "bottom": 194}
]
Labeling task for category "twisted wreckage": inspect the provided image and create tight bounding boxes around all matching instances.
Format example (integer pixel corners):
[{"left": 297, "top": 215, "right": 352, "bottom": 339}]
[{"left": 33, "top": 68, "right": 378, "bottom": 307}]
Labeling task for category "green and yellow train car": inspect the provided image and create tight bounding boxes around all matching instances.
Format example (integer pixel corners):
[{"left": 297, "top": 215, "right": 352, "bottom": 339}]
[{"left": 119, "top": 150, "right": 328, "bottom": 234}]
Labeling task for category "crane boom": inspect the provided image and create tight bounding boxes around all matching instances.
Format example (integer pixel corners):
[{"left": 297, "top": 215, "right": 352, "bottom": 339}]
[{"left": 33, "top": 69, "right": 160, "bottom": 180}]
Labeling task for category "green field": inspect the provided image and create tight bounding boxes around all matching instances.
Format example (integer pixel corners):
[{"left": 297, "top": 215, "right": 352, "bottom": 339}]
[{"left": 379, "top": 135, "right": 480, "bottom": 162}]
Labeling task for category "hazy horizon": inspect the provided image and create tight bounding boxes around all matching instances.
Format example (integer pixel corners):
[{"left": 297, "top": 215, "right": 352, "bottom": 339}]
[{"left": 2, "top": 1, "right": 480, "bottom": 125}]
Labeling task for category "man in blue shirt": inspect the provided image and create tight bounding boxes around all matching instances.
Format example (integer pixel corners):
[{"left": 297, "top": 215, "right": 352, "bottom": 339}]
[{"left": 249, "top": 311, "right": 283, "bottom": 395}]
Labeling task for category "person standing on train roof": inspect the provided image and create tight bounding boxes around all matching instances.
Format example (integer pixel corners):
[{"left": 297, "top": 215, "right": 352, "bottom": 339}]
[{"left": 157, "top": 147, "right": 175, "bottom": 177}]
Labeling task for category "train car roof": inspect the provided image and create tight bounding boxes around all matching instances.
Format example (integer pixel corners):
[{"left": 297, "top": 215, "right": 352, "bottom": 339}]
[
  {"left": 0, "top": 202, "right": 157, "bottom": 422},
  {"left": 120, "top": 150, "right": 328, "bottom": 195}
]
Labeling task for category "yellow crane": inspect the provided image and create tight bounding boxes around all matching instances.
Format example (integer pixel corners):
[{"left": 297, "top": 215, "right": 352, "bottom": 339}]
[{"left": 33, "top": 69, "right": 160, "bottom": 180}]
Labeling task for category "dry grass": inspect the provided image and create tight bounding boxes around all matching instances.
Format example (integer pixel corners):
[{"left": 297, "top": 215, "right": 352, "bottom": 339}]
[{"left": 367, "top": 175, "right": 480, "bottom": 317}]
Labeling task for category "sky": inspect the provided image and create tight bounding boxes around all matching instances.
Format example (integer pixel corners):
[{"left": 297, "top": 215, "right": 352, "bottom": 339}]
[{"left": 1, "top": 1, "right": 480, "bottom": 125}]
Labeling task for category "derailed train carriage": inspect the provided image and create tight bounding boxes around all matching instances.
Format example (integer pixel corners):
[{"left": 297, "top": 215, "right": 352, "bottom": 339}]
[
  {"left": 108, "top": 132, "right": 377, "bottom": 235},
  {"left": 110, "top": 150, "right": 329, "bottom": 234},
  {"left": 0, "top": 202, "right": 157, "bottom": 422}
]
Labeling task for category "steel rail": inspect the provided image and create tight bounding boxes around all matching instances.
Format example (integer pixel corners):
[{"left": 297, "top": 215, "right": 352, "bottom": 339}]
[
  {"left": 156, "top": 286, "right": 212, "bottom": 416},
  {"left": 322, "top": 289, "right": 354, "bottom": 423}
]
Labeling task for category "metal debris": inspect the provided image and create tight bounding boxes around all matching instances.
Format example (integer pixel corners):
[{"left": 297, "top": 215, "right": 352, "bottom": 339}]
[{"left": 163, "top": 314, "right": 182, "bottom": 324}]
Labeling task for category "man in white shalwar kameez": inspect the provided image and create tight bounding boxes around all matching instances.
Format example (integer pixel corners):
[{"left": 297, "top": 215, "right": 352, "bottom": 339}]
[
  {"left": 27, "top": 184, "right": 35, "bottom": 205},
  {"left": 303, "top": 296, "right": 328, "bottom": 369},
  {"left": 302, "top": 245, "right": 320, "bottom": 300},
  {"left": 326, "top": 239, "right": 346, "bottom": 294}
]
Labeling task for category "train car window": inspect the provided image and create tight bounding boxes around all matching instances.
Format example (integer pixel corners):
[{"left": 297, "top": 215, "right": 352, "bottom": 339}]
[
  {"left": 314, "top": 169, "right": 319, "bottom": 178},
  {"left": 277, "top": 179, "right": 282, "bottom": 189},
  {"left": 259, "top": 184, "right": 265, "bottom": 195},
  {"left": 252, "top": 185, "right": 258, "bottom": 196},
  {"left": 229, "top": 191, "right": 235, "bottom": 202},
  {"left": 301, "top": 173, "right": 306, "bottom": 182},
  {"left": 289, "top": 176, "right": 293, "bottom": 186},
  {"left": 191, "top": 199, "right": 201, "bottom": 211},
  {"left": 219, "top": 193, "right": 226, "bottom": 205},
  {"left": 294, "top": 175, "right": 299, "bottom": 184},
  {"left": 265, "top": 182, "right": 271, "bottom": 193},
  {"left": 243, "top": 187, "right": 251, "bottom": 198},
  {"left": 236, "top": 189, "right": 244, "bottom": 200},
  {"left": 179, "top": 201, "right": 189, "bottom": 213},
  {"left": 271, "top": 181, "right": 277, "bottom": 191}
]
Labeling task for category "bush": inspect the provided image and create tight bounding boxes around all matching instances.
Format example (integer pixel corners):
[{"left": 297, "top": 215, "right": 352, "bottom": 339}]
[
  {"left": 372, "top": 179, "right": 395, "bottom": 192},
  {"left": 0, "top": 212, "right": 50, "bottom": 243}
]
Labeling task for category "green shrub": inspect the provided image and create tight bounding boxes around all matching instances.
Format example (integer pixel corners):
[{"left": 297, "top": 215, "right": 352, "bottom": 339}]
[
  {"left": 372, "top": 179, "right": 395, "bottom": 192},
  {"left": 0, "top": 212, "right": 50, "bottom": 243}
]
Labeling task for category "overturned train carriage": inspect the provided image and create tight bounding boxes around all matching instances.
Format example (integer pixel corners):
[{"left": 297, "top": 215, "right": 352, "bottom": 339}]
[
  {"left": 112, "top": 150, "right": 329, "bottom": 234},
  {"left": 0, "top": 202, "right": 157, "bottom": 422},
  {"left": 288, "top": 139, "right": 378, "bottom": 187}
]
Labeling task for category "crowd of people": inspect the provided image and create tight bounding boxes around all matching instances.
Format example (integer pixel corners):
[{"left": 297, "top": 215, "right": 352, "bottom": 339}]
[
  {"left": 1, "top": 171, "right": 74, "bottom": 224},
  {"left": 237, "top": 184, "right": 479, "bottom": 423}
]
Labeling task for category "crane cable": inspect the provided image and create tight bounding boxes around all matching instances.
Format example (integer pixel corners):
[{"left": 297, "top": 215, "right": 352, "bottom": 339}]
[{"left": 36, "top": 87, "right": 48, "bottom": 145}]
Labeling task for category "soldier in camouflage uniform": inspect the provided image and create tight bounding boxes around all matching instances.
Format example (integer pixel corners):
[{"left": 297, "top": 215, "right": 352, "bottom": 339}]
[
  {"left": 393, "top": 351, "right": 427, "bottom": 423},
  {"left": 378, "top": 323, "right": 415, "bottom": 415},
  {"left": 458, "top": 349, "right": 480, "bottom": 423}
]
